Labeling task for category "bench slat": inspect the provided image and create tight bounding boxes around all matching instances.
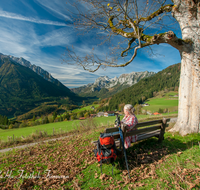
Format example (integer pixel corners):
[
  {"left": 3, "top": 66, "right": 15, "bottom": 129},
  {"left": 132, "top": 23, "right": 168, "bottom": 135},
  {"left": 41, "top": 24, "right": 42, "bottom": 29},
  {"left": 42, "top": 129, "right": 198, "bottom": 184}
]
[
  {"left": 105, "top": 127, "right": 119, "bottom": 133},
  {"left": 136, "top": 120, "right": 162, "bottom": 128},
  {"left": 92, "top": 130, "right": 160, "bottom": 146},
  {"left": 104, "top": 118, "right": 170, "bottom": 131},
  {"left": 137, "top": 130, "right": 160, "bottom": 141},
  {"left": 113, "top": 134, "right": 120, "bottom": 139},
  {"left": 125, "top": 125, "right": 161, "bottom": 137}
]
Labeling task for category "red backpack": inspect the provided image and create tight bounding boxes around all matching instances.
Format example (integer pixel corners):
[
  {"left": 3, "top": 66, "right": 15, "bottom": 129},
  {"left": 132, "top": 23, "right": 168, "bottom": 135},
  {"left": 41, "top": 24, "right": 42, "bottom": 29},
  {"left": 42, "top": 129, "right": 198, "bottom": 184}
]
[{"left": 94, "top": 133, "right": 117, "bottom": 175}]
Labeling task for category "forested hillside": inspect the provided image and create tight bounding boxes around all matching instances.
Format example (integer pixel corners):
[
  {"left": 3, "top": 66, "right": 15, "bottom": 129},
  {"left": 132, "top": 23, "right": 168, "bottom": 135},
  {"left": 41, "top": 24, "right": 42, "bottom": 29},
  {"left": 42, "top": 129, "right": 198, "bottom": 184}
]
[
  {"left": 107, "top": 63, "right": 181, "bottom": 110},
  {"left": 0, "top": 56, "right": 82, "bottom": 117}
]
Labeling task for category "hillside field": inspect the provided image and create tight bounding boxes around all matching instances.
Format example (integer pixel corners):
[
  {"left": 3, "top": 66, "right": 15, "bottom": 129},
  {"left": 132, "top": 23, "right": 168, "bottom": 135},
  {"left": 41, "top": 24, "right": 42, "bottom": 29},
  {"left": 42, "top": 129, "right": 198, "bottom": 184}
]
[
  {"left": 0, "top": 114, "right": 178, "bottom": 143},
  {"left": 72, "top": 104, "right": 100, "bottom": 113},
  {"left": 142, "top": 92, "right": 178, "bottom": 113}
]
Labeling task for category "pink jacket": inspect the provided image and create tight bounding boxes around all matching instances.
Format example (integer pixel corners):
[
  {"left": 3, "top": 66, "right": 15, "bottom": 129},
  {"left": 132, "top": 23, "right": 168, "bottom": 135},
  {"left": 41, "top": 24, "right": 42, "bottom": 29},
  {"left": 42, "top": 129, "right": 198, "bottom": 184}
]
[{"left": 121, "top": 114, "right": 138, "bottom": 149}]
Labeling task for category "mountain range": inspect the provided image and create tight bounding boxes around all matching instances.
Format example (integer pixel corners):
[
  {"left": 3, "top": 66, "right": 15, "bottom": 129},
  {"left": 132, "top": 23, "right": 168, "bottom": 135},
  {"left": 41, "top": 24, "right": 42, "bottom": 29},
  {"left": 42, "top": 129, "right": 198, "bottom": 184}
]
[
  {"left": 0, "top": 53, "right": 81, "bottom": 116},
  {"left": 6, "top": 54, "right": 62, "bottom": 86},
  {"left": 0, "top": 52, "right": 180, "bottom": 118},
  {"left": 71, "top": 71, "right": 155, "bottom": 98}
]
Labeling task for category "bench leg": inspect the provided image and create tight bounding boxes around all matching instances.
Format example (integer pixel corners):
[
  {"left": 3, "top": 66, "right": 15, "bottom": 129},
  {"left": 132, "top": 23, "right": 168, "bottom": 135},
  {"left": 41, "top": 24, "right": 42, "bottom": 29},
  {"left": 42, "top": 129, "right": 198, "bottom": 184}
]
[{"left": 159, "top": 118, "right": 166, "bottom": 142}]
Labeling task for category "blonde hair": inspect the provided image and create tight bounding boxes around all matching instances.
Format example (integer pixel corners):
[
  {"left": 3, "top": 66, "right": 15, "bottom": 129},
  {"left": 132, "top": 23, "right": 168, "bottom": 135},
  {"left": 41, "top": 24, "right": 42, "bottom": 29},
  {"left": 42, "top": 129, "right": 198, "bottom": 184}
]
[{"left": 124, "top": 104, "right": 135, "bottom": 115}]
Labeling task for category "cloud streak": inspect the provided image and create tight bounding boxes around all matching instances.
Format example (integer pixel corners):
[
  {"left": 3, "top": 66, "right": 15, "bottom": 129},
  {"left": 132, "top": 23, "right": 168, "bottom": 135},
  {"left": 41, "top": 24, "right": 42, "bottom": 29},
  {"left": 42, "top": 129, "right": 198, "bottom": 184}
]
[
  {"left": 34, "top": 0, "right": 72, "bottom": 21},
  {"left": 0, "top": 0, "right": 181, "bottom": 88},
  {"left": 0, "top": 10, "right": 67, "bottom": 26}
]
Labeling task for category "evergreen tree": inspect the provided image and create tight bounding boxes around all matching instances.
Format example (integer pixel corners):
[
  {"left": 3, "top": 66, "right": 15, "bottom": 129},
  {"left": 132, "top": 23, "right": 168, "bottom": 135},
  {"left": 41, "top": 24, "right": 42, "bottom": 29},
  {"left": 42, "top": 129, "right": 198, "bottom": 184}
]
[
  {"left": 52, "top": 112, "right": 57, "bottom": 121},
  {"left": 44, "top": 116, "right": 49, "bottom": 124},
  {"left": 32, "top": 115, "right": 36, "bottom": 121}
]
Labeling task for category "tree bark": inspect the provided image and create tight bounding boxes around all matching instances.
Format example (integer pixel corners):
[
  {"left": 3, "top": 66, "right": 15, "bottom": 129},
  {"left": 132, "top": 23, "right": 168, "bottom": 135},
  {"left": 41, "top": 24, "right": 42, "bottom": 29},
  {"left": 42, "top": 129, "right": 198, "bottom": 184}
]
[{"left": 170, "top": 0, "right": 200, "bottom": 135}]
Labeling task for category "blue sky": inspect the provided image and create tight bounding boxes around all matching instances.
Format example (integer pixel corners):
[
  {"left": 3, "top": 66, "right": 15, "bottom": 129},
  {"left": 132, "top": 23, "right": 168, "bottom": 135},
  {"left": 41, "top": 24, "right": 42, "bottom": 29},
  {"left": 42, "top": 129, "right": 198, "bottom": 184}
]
[{"left": 0, "top": 0, "right": 181, "bottom": 88}]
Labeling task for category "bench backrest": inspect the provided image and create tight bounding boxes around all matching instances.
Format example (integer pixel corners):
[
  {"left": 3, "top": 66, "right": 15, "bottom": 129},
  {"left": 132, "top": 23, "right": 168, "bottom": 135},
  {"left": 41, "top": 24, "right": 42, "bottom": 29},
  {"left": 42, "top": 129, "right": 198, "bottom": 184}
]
[{"left": 104, "top": 118, "right": 170, "bottom": 141}]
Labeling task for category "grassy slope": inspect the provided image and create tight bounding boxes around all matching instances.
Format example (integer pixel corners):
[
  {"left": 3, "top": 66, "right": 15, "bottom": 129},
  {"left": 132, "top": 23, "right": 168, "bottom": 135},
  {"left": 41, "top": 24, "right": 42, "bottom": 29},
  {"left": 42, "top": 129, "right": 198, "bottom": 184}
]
[
  {"left": 142, "top": 97, "right": 178, "bottom": 112},
  {"left": 72, "top": 104, "right": 100, "bottom": 113},
  {"left": 142, "top": 91, "right": 178, "bottom": 113},
  {"left": 0, "top": 116, "right": 116, "bottom": 142},
  {"left": 0, "top": 114, "right": 178, "bottom": 143},
  {"left": 0, "top": 127, "right": 199, "bottom": 189}
]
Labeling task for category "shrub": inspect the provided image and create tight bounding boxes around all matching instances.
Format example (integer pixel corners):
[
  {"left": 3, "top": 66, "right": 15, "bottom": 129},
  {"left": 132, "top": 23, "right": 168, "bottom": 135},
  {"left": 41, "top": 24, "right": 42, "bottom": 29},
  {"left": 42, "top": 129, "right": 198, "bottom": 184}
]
[
  {"left": 13, "top": 123, "right": 20, "bottom": 128},
  {"left": 8, "top": 124, "right": 13, "bottom": 129},
  {"left": 19, "top": 122, "right": 27, "bottom": 128}
]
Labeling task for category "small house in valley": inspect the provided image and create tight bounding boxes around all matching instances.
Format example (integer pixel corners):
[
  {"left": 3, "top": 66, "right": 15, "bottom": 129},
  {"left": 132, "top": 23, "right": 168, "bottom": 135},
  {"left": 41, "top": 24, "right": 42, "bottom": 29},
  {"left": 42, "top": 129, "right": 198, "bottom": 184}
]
[
  {"left": 91, "top": 106, "right": 95, "bottom": 110},
  {"left": 104, "top": 111, "right": 116, "bottom": 117},
  {"left": 97, "top": 112, "right": 104, "bottom": 117},
  {"left": 90, "top": 114, "right": 96, "bottom": 118},
  {"left": 142, "top": 103, "right": 150, "bottom": 106},
  {"left": 153, "top": 112, "right": 160, "bottom": 115}
]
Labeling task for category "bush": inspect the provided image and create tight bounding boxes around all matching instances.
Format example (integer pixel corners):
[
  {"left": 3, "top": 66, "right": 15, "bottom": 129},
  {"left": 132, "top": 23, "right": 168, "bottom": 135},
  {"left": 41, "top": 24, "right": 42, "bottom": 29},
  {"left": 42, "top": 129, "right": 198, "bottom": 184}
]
[
  {"left": 163, "top": 108, "right": 168, "bottom": 113},
  {"left": 8, "top": 124, "right": 13, "bottom": 129},
  {"left": 70, "top": 115, "right": 76, "bottom": 120},
  {"left": 84, "top": 112, "right": 89, "bottom": 118},
  {"left": 0, "top": 125, "right": 8, "bottom": 129},
  {"left": 42, "top": 116, "right": 49, "bottom": 124},
  {"left": 13, "top": 123, "right": 20, "bottom": 128},
  {"left": 19, "top": 122, "right": 27, "bottom": 128},
  {"left": 63, "top": 113, "right": 70, "bottom": 120},
  {"left": 33, "top": 120, "right": 41, "bottom": 126}
]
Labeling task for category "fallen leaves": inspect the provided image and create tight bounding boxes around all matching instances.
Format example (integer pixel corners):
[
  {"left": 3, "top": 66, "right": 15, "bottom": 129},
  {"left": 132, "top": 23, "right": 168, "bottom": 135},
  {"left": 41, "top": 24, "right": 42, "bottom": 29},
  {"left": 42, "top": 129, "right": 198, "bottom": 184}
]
[
  {"left": 169, "top": 166, "right": 200, "bottom": 189},
  {"left": 0, "top": 135, "right": 96, "bottom": 189},
  {"left": 1, "top": 132, "right": 200, "bottom": 190}
]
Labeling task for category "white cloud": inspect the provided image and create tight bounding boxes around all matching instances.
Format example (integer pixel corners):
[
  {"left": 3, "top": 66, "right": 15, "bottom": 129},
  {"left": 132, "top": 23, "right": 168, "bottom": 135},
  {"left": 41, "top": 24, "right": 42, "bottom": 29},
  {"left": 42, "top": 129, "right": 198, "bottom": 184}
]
[
  {"left": 0, "top": 0, "right": 182, "bottom": 89},
  {"left": 0, "top": 10, "right": 67, "bottom": 26},
  {"left": 34, "top": 0, "right": 72, "bottom": 21},
  {"left": 36, "top": 27, "right": 73, "bottom": 47}
]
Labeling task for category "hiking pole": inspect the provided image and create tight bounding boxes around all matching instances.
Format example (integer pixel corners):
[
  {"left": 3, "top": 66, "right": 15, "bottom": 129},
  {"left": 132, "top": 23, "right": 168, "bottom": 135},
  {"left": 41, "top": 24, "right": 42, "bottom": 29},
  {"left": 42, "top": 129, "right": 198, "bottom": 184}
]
[
  {"left": 119, "top": 127, "right": 130, "bottom": 179},
  {"left": 115, "top": 115, "right": 130, "bottom": 178}
]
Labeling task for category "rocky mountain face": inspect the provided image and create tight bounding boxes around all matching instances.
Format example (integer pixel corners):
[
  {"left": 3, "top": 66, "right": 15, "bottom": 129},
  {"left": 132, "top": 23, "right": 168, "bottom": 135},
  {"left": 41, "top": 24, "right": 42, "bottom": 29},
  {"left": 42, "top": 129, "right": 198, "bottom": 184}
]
[
  {"left": 71, "top": 71, "right": 155, "bottom": 98},
  {"left": 93, "top": 71, "right": 155, "bottom": 89},
  {"left": 0, "top": 53, "right": 61, "bottom": 86}
]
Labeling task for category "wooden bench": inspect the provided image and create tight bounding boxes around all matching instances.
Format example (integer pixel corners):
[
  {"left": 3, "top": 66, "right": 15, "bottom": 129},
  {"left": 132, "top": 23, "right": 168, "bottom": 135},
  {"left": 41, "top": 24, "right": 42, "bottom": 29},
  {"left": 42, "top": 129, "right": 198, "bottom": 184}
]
[{"left": 92, "top": 118, "right": 170, "bottom": 151}]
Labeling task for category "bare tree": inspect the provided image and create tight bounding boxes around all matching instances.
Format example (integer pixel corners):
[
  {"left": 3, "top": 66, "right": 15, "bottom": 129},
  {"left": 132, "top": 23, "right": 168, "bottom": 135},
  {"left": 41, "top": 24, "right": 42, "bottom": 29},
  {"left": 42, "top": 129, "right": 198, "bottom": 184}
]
[{"left": 64, "top": 0, "right": 200, "bottom": 136}]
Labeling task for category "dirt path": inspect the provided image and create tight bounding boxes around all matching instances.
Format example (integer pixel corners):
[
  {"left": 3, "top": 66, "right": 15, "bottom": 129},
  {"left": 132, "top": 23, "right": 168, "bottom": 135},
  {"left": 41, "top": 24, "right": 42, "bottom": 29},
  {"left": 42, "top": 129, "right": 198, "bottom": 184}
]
[{"left": 0, "top": 135, "right": 72, "bottom": 154}]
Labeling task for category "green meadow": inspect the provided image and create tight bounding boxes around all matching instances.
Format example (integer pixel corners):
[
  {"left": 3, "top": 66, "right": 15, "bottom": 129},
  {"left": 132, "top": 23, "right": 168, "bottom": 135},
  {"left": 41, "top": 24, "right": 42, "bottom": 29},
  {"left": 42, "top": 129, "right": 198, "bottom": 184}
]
[
  {"left": 72, "top": 104, "right": 100, "bottom": 113},
  {"left": 0, "top": 116, "right": 109, "bottom": 143},
  {"left": 142, "top": 96, "right": 178, "bottom": 113},
  {"left": 0, "top": 114, "right": 177, "bottom": 143}
]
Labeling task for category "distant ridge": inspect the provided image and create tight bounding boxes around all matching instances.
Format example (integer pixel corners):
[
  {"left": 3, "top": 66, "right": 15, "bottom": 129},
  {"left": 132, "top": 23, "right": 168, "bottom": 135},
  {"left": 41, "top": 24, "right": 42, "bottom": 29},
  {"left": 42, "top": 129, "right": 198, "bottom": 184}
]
[{"left": 71, "top": 71, "right": 155, "bottom": 98}]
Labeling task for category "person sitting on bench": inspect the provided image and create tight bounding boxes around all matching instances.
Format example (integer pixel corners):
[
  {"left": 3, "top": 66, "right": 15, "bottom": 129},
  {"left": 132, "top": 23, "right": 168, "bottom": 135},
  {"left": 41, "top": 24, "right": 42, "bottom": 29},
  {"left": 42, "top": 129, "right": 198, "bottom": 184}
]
[{"left": 121, "top": 104, "right": 138, "bottom": 149}]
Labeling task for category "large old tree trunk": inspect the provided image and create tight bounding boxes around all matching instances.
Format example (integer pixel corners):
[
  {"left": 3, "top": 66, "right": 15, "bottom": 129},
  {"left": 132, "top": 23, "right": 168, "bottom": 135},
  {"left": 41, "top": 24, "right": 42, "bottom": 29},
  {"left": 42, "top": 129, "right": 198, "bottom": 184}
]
[{"left": 170, "top": 0, "right": 200, "bottom": 135}]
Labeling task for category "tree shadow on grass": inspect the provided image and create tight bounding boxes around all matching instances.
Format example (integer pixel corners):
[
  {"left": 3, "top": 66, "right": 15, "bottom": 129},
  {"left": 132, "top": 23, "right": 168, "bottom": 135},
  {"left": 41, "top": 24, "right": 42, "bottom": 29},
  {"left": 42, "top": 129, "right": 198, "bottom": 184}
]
[{"left": 116, "top": 135, "right": 199, "bottom": 171}]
